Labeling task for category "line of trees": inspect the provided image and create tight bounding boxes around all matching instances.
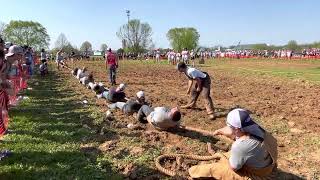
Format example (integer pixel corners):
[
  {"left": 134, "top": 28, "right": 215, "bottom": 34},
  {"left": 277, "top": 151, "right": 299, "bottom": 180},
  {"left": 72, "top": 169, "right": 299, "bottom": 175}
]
[
  {"left": 3, "top": 20, "right": 320, "bottom": 55},
  {"left": 247, "top": 40, "right": 320, "bottom": 52}
]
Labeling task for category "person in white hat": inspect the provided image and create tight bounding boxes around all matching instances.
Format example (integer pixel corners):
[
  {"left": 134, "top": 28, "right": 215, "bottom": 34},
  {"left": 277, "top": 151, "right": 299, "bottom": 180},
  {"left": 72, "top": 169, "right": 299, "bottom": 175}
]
[
  {"left": 55, "top": 49, "right": 64, "bottom": 70},
  {"left": 188, "top": 108, "right": 278, "bottom": 179},
  {"left": 5, "top": 45, "right": 24, "bottom": 78},
  {"left": 5, "top": 45, "right": 24, "bottom": 61},
  {"left": 108, "top": 90, "right": 149, "bottom": 115}
]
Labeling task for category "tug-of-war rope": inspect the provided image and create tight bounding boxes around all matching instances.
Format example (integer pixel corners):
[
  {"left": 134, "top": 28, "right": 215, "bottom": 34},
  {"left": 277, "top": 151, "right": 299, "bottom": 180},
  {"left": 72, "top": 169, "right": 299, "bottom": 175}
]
[{"left": 58, "top": 62, "right": 279, "bottom": 179}]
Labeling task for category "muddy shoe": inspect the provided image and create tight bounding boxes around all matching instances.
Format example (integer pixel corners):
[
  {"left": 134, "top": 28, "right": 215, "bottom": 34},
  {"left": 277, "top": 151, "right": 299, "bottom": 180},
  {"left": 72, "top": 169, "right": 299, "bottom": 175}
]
[
  {"left": 209, "top": 114, "right": 216, "bottom": 120},
  {"left": 181, "top": 103, "right": 196, "bottom": 109},
  {"left": 215, "top": 112, "right": 228, "bottom": 118}
]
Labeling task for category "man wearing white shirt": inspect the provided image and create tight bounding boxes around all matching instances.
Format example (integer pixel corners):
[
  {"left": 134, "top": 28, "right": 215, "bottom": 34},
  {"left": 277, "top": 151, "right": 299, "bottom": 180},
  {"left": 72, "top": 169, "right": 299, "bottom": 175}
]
[
  {"left": 76, "top": 67, "right": 88, "bottom": 79},
  {"left": 155, "top": 49, "right": 161, "bottom": 63},
  {"left": 170, "top": 51, "right": 176, "bottom": 65},
  {"left": 181, "top": 48, "right": 189, "bottom": 64},
  {"left": 136, "top": 105, "right": 181, "bottom": 130},
  {"left": 79, "top": 73, "right": 94, "bottom": 85},
  {"left": 177, "top": 62, "right": 215, "bottom": 120},
  {"left": 176, "top": 52, "right": 181, "bottom": 63}
]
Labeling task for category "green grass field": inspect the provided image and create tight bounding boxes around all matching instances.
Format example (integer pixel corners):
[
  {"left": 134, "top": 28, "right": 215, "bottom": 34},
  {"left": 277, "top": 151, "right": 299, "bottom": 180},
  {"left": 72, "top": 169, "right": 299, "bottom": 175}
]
[
  {"left": 0, "top": 58, "right": 319, "bottom": 179},
  {"left": 136, "top": 58, "right": 320, "bottom": 82},
  {"left": 0, "top": 70, "right": 122, "bottom": 180},
  {"left": 206, "top": 58, "right": 320, "bottom": 82}
]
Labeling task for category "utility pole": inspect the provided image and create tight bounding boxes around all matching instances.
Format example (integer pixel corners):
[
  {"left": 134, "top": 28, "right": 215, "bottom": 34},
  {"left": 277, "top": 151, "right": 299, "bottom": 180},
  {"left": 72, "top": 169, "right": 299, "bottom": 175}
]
[
  {"left": 125, "top": 10, "right": 130, "bottom": 59},
  {"left": 126, "top": 10, "right": 130, "bottom": 25},
  {"left": 126, "top": 9, "right": 130, "bottom": 42}
]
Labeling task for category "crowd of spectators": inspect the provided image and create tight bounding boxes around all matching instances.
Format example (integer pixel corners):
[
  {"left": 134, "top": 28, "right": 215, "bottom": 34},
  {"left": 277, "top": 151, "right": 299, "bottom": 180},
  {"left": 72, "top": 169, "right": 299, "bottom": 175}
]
[{"left": 0, "top": 37, "right": 40, "bottom": 159}]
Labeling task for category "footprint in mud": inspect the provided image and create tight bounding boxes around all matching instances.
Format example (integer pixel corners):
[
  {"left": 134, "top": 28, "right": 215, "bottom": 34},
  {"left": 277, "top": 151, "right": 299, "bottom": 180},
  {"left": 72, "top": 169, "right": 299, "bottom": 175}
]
[{"left": 142, "top": 130, "right": 167, "bottom": 144}]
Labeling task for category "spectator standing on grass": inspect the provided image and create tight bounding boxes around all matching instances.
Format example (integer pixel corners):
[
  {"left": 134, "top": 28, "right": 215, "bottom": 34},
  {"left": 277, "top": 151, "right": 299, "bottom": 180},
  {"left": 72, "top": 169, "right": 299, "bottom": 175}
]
[
  {"left": 40, "top": 49, "right": 47, "bottom": 63},
  {"left": 105, "top": 48, "right": 118, "bottom": 86},
  {"left": 0, "top": 38, "right": 9, "bottom": 137},
  {"left": 155, "top": 49, "right": 161, "bottom": 63},
  {"left": 190, "top": 50, "right": 195, "bottom": 67},
  {"left": 182, "top": 48, "right": 189, "bottom": 64},
  {"left": 55, "top": 50, "right": 63, "bottom": 70},
  {"left": 24, "top": 47, "right": 34, "bottom": 75}
]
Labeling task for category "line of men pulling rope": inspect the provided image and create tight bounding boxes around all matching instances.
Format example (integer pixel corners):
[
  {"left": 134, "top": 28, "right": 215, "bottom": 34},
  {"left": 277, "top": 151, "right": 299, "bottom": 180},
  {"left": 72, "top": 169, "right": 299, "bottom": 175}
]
[
  {"left": 69, "top": 66, "right": 183, "bottom": 131},
  {"left": 64, "top": 59, "right": 278, "bottom": 179}
]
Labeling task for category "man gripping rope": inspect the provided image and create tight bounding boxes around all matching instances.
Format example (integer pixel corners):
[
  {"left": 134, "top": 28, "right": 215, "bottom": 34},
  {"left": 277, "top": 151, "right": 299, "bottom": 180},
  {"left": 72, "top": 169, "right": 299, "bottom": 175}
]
[
  {"left": 188, "top": 108, "right": 278, "bottom": 180},
  {"left": 136, "top": 105, "right": 181, "bottom": 131},
  {"left": 108, "top": 90, "right": 150, "bottom": 115},
  {"left": 177, "top": 62, "right": 216, "bottom": 120}
]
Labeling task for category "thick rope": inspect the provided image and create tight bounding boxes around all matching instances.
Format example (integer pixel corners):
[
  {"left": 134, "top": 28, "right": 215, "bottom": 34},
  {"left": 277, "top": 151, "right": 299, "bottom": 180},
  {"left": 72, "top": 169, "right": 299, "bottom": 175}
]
[
  {"left": 155, "top": 153, "right": 223, "bottom": 177},
  {"left": 155, "top": 127, "right": 280, "bottom": 179},
  {"left": 179, "top": 125, "right": 234, "bottom": 145},
  {"left": 155, "top": 126, "right": 231, "bottom": 177},
  {"left": 155, "top": 152, "right": 279, "bottom": 179}
]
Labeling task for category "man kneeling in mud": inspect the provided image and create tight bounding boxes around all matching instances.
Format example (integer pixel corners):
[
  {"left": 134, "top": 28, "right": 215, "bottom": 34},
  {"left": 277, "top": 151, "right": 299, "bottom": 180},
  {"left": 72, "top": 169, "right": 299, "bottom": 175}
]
[
  {"left": 108, "top": 91, "right": 150, "bottom": 115},
  {"left": 188, "top": 108, "right": 278, "bottom": 180},
  {"left": 136, "top": 105, "right": 181, "bottom": 130}
]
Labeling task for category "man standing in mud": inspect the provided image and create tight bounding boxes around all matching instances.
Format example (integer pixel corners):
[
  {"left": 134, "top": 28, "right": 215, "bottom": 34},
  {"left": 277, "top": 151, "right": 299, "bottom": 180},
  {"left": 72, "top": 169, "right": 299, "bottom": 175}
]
[
  {"left": 105, "top": 48, "right": 118, "bottom": 86},
  {"left": 177, "top": 62, "right": 215, "bottom": 120}
]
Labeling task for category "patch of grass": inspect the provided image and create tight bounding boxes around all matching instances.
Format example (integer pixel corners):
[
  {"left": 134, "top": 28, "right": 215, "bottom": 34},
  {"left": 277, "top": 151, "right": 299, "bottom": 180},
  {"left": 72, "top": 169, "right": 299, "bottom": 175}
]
[
  {"left": 0, "top": 68, "right": 121, "bottom": 180},
  {"left": 204, "top": 58, "right": 320, "bottom": 83}
]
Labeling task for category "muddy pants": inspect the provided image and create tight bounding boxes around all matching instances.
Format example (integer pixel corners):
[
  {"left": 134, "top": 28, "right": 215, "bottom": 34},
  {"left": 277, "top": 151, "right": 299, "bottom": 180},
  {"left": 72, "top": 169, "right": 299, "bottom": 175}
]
[
  {"left": 137, "top": 105, "right": 154, "bottom": 123},
  {"left": 189, "top": 132, "right": 278, "bottom": 180},
  {"left": 189, "top": 153, "right": 250, "bottom": 180},
  {"left": 189, "top": 75, "right": 214, "bottom": 115},
  {"left": 108, "top": 65, "right": 116, "bottom": 85},
  {"left": 109, "top": 100, "right": 142, "bottom": 115}
]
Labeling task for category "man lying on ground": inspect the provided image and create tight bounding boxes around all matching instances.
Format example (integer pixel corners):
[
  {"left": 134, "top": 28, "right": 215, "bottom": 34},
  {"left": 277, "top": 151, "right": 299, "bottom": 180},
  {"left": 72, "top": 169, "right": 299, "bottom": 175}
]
[
  {"left": 87, "top": 81, "right": 96, "bottom": 90},
  {"left": 93, "top": 83, "right": 126, "bottom": 103},
  {"left": 108, "top": 90, "right": 150, "bottom": 115},
  {"left": 188, "top": 108, "right": 278, "bottom": 179},
  {"left": 79, "top": 73, "right": 94, "bottom": 85},
  {"left": 136, "top": 105, "right": 181, "bottom": 131},
  {"left": 76, "top": 67, "right": 88, "bottom": 79}
]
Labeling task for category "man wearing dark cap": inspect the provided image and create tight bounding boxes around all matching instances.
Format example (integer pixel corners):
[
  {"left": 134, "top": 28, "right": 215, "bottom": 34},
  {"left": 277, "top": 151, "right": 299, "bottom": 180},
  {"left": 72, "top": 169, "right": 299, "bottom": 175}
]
[
  {"left": 188, "top": 108, "right": 278, "bottom": 179},
  {"left": 105, "top": 48, "right": 118, "bottom": 86},
  {"left": 177, "top": 62, "right": 215, "bottom": 120}
]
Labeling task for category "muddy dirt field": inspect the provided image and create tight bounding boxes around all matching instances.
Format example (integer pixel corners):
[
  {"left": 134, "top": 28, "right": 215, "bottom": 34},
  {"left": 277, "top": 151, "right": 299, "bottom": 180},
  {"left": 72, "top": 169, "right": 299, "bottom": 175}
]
[{"left": 61, "top": 60, "right": 320, "bottom": 179}]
